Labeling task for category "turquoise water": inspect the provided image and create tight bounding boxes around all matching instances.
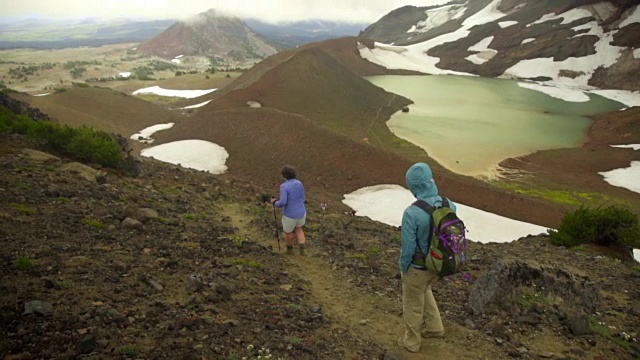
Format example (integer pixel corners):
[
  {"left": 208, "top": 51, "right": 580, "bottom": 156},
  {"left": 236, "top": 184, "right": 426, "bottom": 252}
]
[{"left": 366, "top": 75, "right": 625, "bottom": 177}]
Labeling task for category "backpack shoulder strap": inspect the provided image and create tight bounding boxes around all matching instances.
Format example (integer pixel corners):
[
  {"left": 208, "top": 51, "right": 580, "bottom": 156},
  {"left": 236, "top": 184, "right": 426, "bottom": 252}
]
[
  {"left": 411, "top": 200, "right": 435, "bottom": 255},
  {"left": 413, "top": 199, "right": 435, "bottom": 214},
  {"left": 413, "top": 197, "right": 448, "bottom": 212}
]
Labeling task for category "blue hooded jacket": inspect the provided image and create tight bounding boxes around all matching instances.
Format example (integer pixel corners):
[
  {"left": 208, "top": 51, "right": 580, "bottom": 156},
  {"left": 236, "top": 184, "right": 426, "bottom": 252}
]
[{"left": 400, "top": 162, "right": 457, "bottom": 273}]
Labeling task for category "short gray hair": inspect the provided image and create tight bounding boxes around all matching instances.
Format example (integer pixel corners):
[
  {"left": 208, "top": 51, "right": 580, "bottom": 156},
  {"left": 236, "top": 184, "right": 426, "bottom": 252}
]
[{"left": 281, "top": 165, "right": 296, "bottom": 180}]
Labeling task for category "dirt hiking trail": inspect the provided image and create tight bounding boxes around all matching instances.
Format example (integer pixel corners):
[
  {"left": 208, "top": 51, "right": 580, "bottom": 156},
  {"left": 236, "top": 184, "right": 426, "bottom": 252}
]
[{"left": 220, "top": 202, "right": 505, "bottom": 360}]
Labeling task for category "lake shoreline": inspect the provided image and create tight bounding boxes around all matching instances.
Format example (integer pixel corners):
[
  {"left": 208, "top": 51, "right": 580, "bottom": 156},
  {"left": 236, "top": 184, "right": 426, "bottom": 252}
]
[{"left": 368, "top": 74, "right": 623, "bottom": 178}]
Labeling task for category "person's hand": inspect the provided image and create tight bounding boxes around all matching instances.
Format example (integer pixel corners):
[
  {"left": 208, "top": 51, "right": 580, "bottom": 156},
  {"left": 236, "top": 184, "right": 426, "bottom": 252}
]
[{"left": 270, "top": 197, "right": 277, "bottom": 204}]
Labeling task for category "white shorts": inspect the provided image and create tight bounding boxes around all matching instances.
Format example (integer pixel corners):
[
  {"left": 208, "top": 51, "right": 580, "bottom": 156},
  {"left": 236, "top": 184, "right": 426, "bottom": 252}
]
[{"left": 282, "top": 214, "right": 306, "bottom": 233}]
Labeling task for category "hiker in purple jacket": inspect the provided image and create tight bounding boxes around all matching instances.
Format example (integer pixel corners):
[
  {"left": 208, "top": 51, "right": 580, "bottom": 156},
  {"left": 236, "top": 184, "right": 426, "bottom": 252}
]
[{"left": 270, "top": 165, "right": 307, "bottom": 255}]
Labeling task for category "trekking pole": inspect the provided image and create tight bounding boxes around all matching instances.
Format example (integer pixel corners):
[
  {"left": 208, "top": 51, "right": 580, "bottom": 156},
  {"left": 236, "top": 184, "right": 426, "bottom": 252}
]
[{"left": 272, "top": 204, "right": 281, "bottom": 252}]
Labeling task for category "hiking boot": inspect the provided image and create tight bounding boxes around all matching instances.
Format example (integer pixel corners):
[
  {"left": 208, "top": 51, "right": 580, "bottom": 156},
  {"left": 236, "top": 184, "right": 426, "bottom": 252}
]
[
  {"left": 286, "top": 246, "right": 294, "bottom": 255},
  {"left": 299, "top": 247, "right": 306, "bottom": 256},
  {"left": 396, "top": 337, "right": 419, "bottom": 353},
  {"left": 421, "top": 330, "right": 444, "bottom": 339}
]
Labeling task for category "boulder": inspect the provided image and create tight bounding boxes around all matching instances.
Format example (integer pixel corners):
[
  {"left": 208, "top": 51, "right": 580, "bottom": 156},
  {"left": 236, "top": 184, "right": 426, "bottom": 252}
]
[
  {"left": 20, "top": 149, "right": 60, "bottom": 164},
  {"left": 58, "top": 162, "right": 100, "bottom": 183},
  {"left": 468, "top": 260, "right": 601, "bottom": 316}
]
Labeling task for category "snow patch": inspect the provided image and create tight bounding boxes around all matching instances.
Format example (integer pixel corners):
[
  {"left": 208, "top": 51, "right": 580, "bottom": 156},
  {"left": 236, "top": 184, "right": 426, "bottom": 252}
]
[
  {"left": 132, "top": 86, "right": 217, "bottom": 99},
  {"left": 503, "top": 20, "right": 623, "bottom": 88},
  {"left": 528, "top": 13, "right": 557, "bottom": 27},
  {"left": 518, "top": 82, "right": 590, "bottom": 102},
  {"left": 557, "top": 8, "right": 593, "bottom": 25},
  {"left": 462, "top": 0, "right": 506, "bottom": 27},
  {"left": 175, "top": 55, "right": 184, "bottom": 59},
  {"left": 589, "top": 89, "right": 640, "bottom": 107},
  {"left": 33, "top": 93, "right": 51, "bottom": 97},
  {"left": 373, "top": 43, "right": 408, "bottom": 53},
  {"left": 465, "top": 54, "right": 491, "bottom": 65},
  {"left": 411, "top": 4, "right": 467, "bottom": 34},
  {"left": 468, "top": 36, "right": 494, "bottom": 52},
  {"left": 118, "top": 72, "right": 131, "bottom": 78},
  {"left": 634, "top": 48, "right": 640, "bottom": 59},
  {"left": 342, "top": 184, "right": 550, "bottom": 243},
  {"left": 620, "top": 5, "right": 640, "bottom": 27},
  {"left": 130, "top": 123, "right": 175, "bottom": 144},
  {"left": 611, "top": 144, "right": 640, "bottom": 151},
  {"left": 465, "top": 36, "right": 498, "bottom": 65},
  {"left": 498, "top": 20, "right": 518, "bottom": 28},
  {"left": 141, "top": 139, "right": 228, "bottom": 174},
  {"left": 180, "top": 100, "right": 212, "bottom": 109},
  {"left": 599, "top": 161, "right": 640, "bottom": 194},
  {"left": 571, "top": 23, "right": 593, "bottom": 32},
  {"left": 171, "top": 59, "right": 180, "bottom": 64},
  {"left": 528, "top": 8, "right": 592, "bottom": 27},
  {"left": 521, "top": 38, "right": 535, "bottom": 45}
]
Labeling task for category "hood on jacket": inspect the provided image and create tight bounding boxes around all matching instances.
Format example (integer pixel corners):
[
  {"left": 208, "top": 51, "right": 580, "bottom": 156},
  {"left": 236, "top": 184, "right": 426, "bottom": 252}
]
[{"left": 406, "top": 162, "right": 439, "bottom": 200}]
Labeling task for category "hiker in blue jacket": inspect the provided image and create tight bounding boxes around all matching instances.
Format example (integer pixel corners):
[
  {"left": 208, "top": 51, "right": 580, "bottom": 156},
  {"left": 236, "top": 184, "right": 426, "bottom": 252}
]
[
  {"left": 271, "top": 165, "right": 307, "bottom": 255},
  {"left": 397, "top": 162, "right": 457, "bottom": 353}
]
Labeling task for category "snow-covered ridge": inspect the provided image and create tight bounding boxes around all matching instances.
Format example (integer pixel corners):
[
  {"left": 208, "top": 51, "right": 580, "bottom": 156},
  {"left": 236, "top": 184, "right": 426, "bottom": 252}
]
[
  {"left": 407, "top": 4, "right": 467, "bottom": 34},
  {"left": 359, "top": 1, "right": 640, "bottom": 103}
]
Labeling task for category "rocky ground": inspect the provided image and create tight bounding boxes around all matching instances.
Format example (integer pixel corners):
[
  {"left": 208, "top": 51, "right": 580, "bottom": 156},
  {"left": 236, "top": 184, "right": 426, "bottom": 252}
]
[{"left": 1, "top": 134, "right": 639, "bottom": 360}]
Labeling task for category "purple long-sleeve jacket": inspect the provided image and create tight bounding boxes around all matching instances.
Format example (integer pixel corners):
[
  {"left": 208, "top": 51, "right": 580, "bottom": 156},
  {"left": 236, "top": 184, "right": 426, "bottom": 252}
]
[{"left": 274, "top": 179, "right": 306, "bottom": 219}]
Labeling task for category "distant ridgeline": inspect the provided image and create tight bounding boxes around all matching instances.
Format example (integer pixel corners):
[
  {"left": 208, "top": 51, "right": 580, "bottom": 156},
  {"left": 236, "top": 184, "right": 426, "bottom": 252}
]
[
  {"left": 0, "top": 12, "right": 365, "bottom": 53},
  {"left": 0, "top": 19, "right": 175, "bottom": 50},
  {"left": 0, "top": 39, "right": 155, "bottom": 50}
]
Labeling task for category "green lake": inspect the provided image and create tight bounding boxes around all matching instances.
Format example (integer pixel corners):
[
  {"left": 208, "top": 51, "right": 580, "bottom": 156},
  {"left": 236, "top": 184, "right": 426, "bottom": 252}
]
[{"left": 365, "top": 75, "right": 625, "bottom": 177}]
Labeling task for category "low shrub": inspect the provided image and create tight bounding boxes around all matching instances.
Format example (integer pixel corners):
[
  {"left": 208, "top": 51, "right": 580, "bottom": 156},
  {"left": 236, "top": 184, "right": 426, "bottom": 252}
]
[
  {"left": 82, "top": 218, "right": 104, "bottom": 229},
  {"left": 548, "top": 205, "right": 640, "bottom": 249},
  {"left": 64, "top": 126, "right": 122, "bottom": 167},
  {"left": 1, "top": 105, "right": 123, "bottom": 168},
  {"left": 14, "top": 256, "right": 33, "bottom": 270},
  {"left": 9, "top": 203, "right": 36, "bottom": 214},
  {"left": 116, "top": 346, "right": 140, "bottom": 356},
  {"left": 352, "top": 253, "right": 367, "bottom": 261},
  {"left": 232, "top": 258, "right": 262, "bottom": 268}
]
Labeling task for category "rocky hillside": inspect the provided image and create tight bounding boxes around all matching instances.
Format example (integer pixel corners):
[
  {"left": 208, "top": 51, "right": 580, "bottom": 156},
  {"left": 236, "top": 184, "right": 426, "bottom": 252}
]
[
  {"left": 1, "top": 124, "right": 640, "bottom": 359},
  {"left": 359, "top": 0, "right": 640, "bottom": 91},
  {"left": 137, "top": 9, "right": 277, "bottom": 60}
]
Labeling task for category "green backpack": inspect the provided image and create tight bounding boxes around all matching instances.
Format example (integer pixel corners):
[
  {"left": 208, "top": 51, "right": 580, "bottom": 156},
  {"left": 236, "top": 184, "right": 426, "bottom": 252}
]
[{"left": 412, "top": 198, "right": 468, "bottom": 277}]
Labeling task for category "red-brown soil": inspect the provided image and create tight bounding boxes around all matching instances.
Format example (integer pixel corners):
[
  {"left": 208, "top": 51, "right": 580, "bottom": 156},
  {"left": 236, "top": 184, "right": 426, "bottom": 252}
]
[
  {"left": 500, "top": 107, "right": 640, "bottom": 216},
  {"left": 154, "top": 38, "right": 588, "bottom": 229},
  {"left": 3, "top": 35, "right": 640, "bottom": 360}
]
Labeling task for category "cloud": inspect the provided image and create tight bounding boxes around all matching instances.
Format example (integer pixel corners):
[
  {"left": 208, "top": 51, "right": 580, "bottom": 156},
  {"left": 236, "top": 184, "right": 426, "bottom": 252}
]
[{"left": 2, "top": 0, "right": 450, "bottom": 23}]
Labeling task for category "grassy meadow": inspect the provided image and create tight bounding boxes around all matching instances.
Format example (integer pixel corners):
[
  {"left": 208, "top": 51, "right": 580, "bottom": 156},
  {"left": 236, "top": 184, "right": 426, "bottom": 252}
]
[{"left": 0, "top": 43, "right": 246, "bottom": 103}]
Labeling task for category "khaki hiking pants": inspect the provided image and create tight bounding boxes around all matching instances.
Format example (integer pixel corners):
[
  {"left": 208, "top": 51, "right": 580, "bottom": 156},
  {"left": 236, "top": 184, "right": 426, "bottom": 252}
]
[{"left": 401, "top": 266, "right": 444, "bottom": 352}]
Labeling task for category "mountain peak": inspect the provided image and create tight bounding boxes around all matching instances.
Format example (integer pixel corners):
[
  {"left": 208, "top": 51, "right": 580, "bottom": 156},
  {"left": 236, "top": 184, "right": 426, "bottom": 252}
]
[{"left": 138, "top": 8, "right": 277, "bottom": 60}]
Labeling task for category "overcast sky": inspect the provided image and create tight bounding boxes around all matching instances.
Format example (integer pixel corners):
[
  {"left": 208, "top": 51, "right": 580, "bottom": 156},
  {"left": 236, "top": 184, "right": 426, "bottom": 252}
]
[{"left": 1, "top": 0, "right": 450, "bottom": 24}]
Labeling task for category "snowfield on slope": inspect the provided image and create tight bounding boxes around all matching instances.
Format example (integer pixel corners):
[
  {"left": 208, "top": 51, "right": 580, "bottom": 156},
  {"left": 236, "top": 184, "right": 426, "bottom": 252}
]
[{"left": 359, "top": 2, "right": 640, "bottom": 106}]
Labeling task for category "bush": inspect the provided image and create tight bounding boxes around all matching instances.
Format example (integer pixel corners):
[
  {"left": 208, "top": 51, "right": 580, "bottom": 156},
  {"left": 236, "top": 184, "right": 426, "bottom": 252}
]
[
  {"left": 64, "top": 126, "right": 123, "bottom": 167},
  {"left": 1, "top": 105, "right": 123, "bottom": 168},
  {"left": 548, "top": 205, "right": 640, "bottom": 249}
]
